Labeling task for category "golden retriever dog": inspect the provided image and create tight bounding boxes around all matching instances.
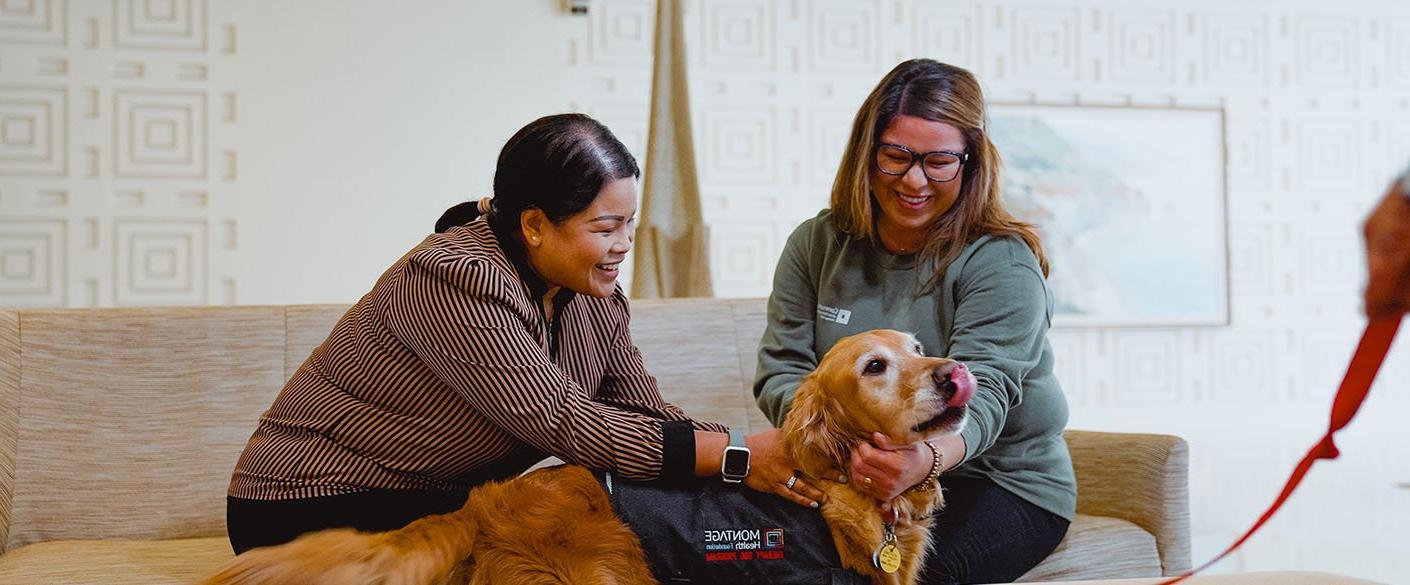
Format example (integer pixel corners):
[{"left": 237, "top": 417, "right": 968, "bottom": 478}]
[{"left": 203, "top": 329, "right": 974, "bottom": 585}]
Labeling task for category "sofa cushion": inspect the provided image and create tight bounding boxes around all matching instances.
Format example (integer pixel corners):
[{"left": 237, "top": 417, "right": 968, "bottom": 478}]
[
  {"left": 0, "top": 537, "right": 233, "bottom": 584},
  {"left": 2, "top": 308, "right": 286, "bottom": 550},
  {"left": 1018, "top": 514, "right": 1161, "bottom": 582}
]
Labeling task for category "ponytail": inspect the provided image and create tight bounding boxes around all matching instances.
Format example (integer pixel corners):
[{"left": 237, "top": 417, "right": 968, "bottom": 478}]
[{"left": 435, "top": 197, "right": 494, "bottom": 234}]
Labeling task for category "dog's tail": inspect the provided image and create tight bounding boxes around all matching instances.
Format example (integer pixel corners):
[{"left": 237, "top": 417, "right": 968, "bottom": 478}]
[{"left": 200, "top": 506, "right": 477, "bottom": 585}]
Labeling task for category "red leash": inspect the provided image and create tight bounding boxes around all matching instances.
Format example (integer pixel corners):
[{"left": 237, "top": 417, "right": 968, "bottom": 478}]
[{"left": 1155, "top": 315, "right": 1402, "bottom": 584}]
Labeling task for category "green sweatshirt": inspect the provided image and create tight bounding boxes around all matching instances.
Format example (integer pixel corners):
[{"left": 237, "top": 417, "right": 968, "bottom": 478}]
[{"left": 754, "top": 209, "right": 1076, "bottom": 520}]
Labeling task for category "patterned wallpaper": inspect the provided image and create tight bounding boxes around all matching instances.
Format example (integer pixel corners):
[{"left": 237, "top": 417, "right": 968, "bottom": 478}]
[
  {"left": 567, "top": 0, "right": 1409, "bottom": 580},
  {"left": 0, "top": 0, "right": 237, "bottom": 307},
  {"left": 0, "top": 0, "right": 1406, "bottom": 580}
]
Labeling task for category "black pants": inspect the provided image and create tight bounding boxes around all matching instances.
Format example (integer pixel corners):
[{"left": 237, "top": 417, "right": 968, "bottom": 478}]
[
  {"left": 226, "top": 489, "right": 469, "bottom": 555},
  {"left": 919, "top": 476, "right": 1070, "bottom": 584}
]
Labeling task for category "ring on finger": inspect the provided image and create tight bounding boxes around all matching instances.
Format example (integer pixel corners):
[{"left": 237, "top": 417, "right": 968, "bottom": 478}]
[{"left": 785, "top": 473, "right": 799, "bottom": 490}]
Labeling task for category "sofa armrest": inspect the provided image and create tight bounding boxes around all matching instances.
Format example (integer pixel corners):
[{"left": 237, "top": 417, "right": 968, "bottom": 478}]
[{"left": 1064, "top": 430, "right": 1191, "bottom": 577}]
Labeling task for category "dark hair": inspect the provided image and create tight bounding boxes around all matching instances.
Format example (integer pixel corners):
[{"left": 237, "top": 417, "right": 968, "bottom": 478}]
[{"left": 436, "top": 113, "right": 640, "bottom": 236}]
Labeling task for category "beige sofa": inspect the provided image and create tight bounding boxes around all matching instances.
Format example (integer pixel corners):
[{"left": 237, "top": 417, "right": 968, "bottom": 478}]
[{"left": 0, "top": 298, "right": 1226, "bottom": 584}]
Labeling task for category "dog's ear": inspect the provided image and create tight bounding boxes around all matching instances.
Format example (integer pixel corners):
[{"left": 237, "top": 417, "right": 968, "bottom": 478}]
[{"left": 782, "top": 373, "right": 852, "bottom": 478}]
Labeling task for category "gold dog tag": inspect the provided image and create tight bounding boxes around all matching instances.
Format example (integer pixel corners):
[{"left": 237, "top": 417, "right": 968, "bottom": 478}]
[{"left": 872, "top": 543, "right": 901, "bottom": 574}]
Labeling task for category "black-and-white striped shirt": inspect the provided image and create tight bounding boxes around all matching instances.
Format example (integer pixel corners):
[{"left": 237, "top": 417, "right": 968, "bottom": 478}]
[{"left": 229, "top": 219, "right": 725, "bottom": 500}]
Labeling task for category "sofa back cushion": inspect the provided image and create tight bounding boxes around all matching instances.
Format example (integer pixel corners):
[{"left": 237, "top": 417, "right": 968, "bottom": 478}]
[
  {"left": 0, "top": 308, "right": 285, "bottom": 551},
  {"left": 0, "top": 298, "right": 774, "bottom": 550},
  {"left": 622, "top": 298, "right": 764, "bottom": 432}
]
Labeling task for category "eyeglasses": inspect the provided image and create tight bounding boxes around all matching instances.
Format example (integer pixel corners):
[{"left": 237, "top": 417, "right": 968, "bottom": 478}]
[{"left": 873, "top": 143, "right": 968, "bottom": 183}]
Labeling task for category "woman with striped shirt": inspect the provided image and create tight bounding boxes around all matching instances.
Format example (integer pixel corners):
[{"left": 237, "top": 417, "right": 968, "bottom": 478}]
[{"left": 224, "top": 114, "right": 824, "bottom": 554}]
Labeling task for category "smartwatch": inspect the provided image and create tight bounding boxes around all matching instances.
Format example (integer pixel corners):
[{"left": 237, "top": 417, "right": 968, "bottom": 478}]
[{"left": 720, "top": 429, "right": 751, "bottom": 484}]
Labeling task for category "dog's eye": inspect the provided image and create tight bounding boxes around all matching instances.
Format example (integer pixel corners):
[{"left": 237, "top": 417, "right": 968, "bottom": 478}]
[
  {"left": 913, "top": 344, "right": 923, "bottom": 354},
  {"left": 863, "top": 359, "right": 887, "bottom": 375}
]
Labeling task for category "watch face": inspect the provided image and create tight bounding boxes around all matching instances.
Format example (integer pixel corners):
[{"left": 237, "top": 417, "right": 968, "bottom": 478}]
[{"left": 722, "top": 447, "right": 750, "bottom": 477}]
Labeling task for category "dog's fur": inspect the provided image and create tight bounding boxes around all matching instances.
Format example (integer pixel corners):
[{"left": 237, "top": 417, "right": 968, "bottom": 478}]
[{"left": 203, "top": 329, "right": 970, "bottom": 585}]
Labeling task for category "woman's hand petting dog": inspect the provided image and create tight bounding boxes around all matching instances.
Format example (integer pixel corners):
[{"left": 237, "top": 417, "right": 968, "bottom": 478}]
[
  {"left": 747, "top": 428, "right": 828, "bottom": 508},
  {"left": 849, "top": 432, "right": 932, "bottom": 503}
]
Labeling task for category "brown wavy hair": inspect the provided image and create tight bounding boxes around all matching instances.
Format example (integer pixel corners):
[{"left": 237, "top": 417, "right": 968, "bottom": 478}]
[{"left": 829, "top": 59, "right": 1048, "bottom": 285}]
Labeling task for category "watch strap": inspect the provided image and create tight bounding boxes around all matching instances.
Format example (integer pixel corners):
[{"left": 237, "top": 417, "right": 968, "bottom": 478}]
[
  {"left": 721, "top": 428, "right": 750, "bottom": 483},
  {"left": 728, "top": 428, "right": 746, "bottom": 449}
]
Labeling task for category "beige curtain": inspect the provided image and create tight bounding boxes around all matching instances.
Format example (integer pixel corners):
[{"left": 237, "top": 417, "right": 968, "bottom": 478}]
[{"left": 631, "top": 0, "right": 713, "bottom": 299}]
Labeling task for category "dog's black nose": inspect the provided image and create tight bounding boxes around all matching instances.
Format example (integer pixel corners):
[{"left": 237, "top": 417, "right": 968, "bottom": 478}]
[{"left": 932, "top": 365, "right": 957, "bottom": 400}]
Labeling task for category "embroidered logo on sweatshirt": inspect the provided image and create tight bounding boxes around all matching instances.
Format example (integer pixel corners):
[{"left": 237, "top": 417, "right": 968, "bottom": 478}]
[
  {"left": 817, "top": 304, "right": 852, "bottom": 325},
  {"left": 703, "top": 527, "right": 785, "bottom": 561}
]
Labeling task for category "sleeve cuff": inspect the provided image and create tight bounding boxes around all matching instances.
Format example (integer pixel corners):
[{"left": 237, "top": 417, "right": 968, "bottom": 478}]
[
  {"left": 660, "top": 420, "right": 696, "bottom": 484},
  {"left": 959, "top": 419, "right": 982, "bottom": 465}
]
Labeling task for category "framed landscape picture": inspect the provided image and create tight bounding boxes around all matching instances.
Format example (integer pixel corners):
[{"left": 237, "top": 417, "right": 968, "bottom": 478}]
[{"left": 987, "top": 103, "right": 1230, "bottom": 327}]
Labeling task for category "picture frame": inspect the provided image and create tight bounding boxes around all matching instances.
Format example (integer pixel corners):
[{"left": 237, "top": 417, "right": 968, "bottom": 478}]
[{"left": 986, "top": 103, "right": 1230, "bottom": 327}]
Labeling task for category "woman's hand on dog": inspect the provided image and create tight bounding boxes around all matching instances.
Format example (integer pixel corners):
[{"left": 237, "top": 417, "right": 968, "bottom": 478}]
[
  {"left": 849, "top": 433, "right": 932, "bottom": 503},
  {"left": 746, "top": 428, "right": 827, "bottom": 508}
]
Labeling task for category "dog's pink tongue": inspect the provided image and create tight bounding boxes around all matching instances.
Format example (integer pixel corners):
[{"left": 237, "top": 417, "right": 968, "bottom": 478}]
[{"left": 949, "top": 364, "right": 975, "bottom": 407}]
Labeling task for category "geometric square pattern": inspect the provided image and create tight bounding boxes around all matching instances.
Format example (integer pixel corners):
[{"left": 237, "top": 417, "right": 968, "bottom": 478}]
[
  {"left": 700, "top": 105, "right": 775, "bottom": 186},
  {"left": 701, "top": 0, "right": 774, "bottom": 71},
  {"left": 1227, "top": 118, "right": 1272, "bottom": 193},
  {"left": 1294, "top": 16, "right": 1359, "bottom": 88},
  {"left": 113, "top": 90, "right": 207, "bottom": 178},
  {"left": 0, "top": 86, "right": 67, "bottom": 176},
  {"left": 1210, "top": 331, "right": 1276, "bottom": 402},
  {"left": 1296, "top": 223, "right": 1360, "bottom": 298},
  {"left": 1294, "top": 119, "right": 1360, "bottom": 192},
  {"left": 1203, "top": 14, "right": 1268, "bottom": 85},
  {"left": 1110, "top": 330, "right": 1182, "bottom": 406},
  {"left": 808, "top": 0, "right": 879, "bottom": 72},
  {"left": 0, "top": 218, "right": 65, "bottom": 307},
  {"left": 709, "top": 222, "right": 775, "bottom": 298},
  {"left": 113, "top": 0, "right": 207, "bottom": 51},
  {"left": 113, "top": 219, "right": 207, "bottom": 305},
  {"left": 0, "top": 0, "right": 66, "bottom": 45},
  {"left": 1228, "top": 223, "right": 1275, "bottom": 299},
  {"left": 1012, "top": 5, "right": 1081, "bottom": 81},
  {"left": 915, "top": 2, "right": 980, "bottom": 72},
  {"left": 1109, "top": 10, "right": 1175, "bottom": 83},
  {"left": 588, "top": 0, "right": 652, "bottom": 65},
  {"left": 1392, "top": 19, "right": 1410, "bottom": 89}
]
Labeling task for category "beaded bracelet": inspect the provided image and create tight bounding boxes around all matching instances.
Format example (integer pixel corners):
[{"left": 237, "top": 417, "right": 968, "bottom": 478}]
[{"left": 906, "top": 441, "right": 944, "bottom": 494}]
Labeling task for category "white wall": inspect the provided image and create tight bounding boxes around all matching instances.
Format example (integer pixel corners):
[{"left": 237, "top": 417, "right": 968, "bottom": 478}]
[
  {"left": 2, "top": 0, "right": 1407, "bottom": 582},
  {"left": 225, "top": 0, "right": 592, "bottom": 304}
]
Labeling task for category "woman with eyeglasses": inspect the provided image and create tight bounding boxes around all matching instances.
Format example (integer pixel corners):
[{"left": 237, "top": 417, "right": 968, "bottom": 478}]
[{"left": 756, "top": 59, "right": 1076, "bottom": 583}]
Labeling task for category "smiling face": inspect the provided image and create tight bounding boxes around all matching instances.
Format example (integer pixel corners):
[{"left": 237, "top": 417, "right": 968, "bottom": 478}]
[
  {"left": 522, "top": 177, "right": 637, "bottom": 298},
  {"left": 869, "top": 115, "right": 968, "bottom": 253}
]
